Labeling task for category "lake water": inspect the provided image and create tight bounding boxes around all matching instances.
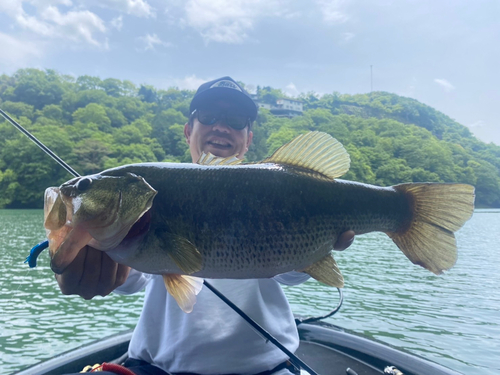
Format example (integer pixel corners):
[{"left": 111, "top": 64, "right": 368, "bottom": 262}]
[{"left": 0, "top": 209, "right": 499, "bottom": 375}]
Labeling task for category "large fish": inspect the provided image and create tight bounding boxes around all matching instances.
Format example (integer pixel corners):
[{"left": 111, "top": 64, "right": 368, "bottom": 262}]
[{"left": 44, "top": 132, "right": 475, "bottom": 313}]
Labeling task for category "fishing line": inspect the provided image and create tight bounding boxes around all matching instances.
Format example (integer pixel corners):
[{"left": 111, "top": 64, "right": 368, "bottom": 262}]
[
  {"left": 3, "top": 107, "right": 319, "bottom": 374},
  {"left": 295, "top": 288, "right": 343, "bottom": 325},
  {"left": 11, "top": 265, "right": 35, "bottom": 308}
]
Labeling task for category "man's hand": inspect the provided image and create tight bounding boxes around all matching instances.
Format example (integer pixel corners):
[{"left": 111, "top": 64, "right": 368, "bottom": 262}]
[
  {"left": 334, "top": 230, "right": 355, "bottom": 251},
  {"left": 54, "top": 246, "right": 130, "bottom": 300}
]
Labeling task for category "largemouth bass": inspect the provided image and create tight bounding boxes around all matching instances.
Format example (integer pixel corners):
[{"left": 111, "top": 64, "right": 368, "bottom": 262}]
[{"left": 44, "top": 132, "right": 475, "bottom": 313}]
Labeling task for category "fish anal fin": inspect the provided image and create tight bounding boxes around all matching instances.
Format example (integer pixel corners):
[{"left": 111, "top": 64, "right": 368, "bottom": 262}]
[
  {"left": 163, "top": 274, "right": 204, "bottom": 313},
  {"left": 261, "top": 131, "right": 350, "bottom": 180},
  {"left": 161, "top": 233, "right": 203, "bottom": 274},
  {"left": 197, "top": 152, "right": 243, "bottom": 166},
  {"left": 303, "top": 253, "right": 344, "bottom": 288},
  {"left": 389, "top": 183, "right": 475, "bottom": 274}
]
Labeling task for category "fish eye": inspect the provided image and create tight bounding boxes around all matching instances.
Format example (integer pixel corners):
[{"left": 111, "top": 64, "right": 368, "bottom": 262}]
[{"left": 76, "top": 177, "right": 92, "bottom": 192}]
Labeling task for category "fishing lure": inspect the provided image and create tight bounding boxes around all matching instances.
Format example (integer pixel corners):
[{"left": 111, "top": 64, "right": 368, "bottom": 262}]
[{"left": 24, "top": 240, "right": 49, "bottom": 268}]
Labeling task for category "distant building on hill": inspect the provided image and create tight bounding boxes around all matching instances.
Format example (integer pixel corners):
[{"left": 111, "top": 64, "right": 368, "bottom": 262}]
[{"left": 252, "top": 96, "right": 304, "bottom": 118}]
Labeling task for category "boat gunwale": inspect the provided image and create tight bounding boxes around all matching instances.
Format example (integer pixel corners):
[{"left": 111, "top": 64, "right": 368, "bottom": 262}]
[{"left": 13, "top": 322, "right": 463, "bottom": 375}]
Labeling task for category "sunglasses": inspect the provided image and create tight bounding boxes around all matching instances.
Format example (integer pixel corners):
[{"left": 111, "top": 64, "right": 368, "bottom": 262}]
[{"left": 192, "top": 109, "right": 251, "bottom": 130}]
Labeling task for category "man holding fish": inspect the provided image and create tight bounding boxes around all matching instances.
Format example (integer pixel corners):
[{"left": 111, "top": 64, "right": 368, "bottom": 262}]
[{"left": 54, "top": 77, "right": 356, "bottom": 375}]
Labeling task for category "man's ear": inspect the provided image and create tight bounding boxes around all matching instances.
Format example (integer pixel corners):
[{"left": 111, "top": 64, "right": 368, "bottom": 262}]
[
  {"left": 246, "top": 130, "right": 253, "bottom": 149},
  {"left": 184, "top": 123, "right": 191, "bottom": 144}
]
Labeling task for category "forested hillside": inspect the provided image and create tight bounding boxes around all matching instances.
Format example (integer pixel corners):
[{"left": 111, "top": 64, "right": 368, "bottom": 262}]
[{"left": 1, "top": 69, "right": 499, "bottom": 208}]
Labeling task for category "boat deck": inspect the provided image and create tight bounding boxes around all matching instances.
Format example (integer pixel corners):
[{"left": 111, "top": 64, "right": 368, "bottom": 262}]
[{"left": 13, "top": 322, "right": 462, "bottom": 375}]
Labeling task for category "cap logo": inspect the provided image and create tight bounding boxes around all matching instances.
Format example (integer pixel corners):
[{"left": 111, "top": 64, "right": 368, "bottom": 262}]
[{"left": 210, "top": 80, "right": 242, "bottom": 92}]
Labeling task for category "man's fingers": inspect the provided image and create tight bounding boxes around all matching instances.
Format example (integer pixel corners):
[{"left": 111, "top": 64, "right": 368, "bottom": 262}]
[
  {"left": 51, "top": 228, "right": 92, "bottom": 274},
  {"left": 96, "top": 252, "right": 120, "bottom": 297},
  {"left": 55, "top": 247, "right": 87, "bottom": 295},
  {"left": 54, "top": 246, "right": 126, "bottom": 300},
  {"left": 114, "top": 264, "right": 131, "bottom": 290},
  {"left": 79, "top": 247, "right": 104, "bottom": 299},
  {"left": 334, "top": 230, "right": 355, "bottom": 251}
]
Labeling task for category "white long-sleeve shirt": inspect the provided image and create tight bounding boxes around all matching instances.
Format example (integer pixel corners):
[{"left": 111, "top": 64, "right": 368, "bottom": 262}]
[{"left": 115, "top": 270, "right": 309, "bottom": 375}]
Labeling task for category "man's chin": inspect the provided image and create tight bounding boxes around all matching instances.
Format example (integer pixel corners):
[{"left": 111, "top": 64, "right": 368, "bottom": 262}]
[{"left": 204, "top": 145, "right": 235, "bottom": 158}]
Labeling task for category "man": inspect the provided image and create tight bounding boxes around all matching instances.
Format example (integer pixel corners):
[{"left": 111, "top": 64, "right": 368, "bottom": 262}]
[{"left": 57, "top": 77, "right": 354, "bottom": 375}]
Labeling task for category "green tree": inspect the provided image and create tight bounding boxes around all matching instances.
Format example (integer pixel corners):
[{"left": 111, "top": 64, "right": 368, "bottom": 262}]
[
  {"left": 101, "top": 78, "right": 125, "bottom": 97},
  {"left": 0, "top": 169, "right": 18, "bottom": 208},
  {"left": 74, "top": 139, "right": 111, "bottom": 174},
  {"left": 151, "top": 109, "right": 187, "bottom": 151},
  {"left": 73, "top": 103, "right": 112, "bottom": 132},
  {"left": 1, "top": 70, "right": 500, "bottom": 208},
  {"left": 76, "top": 75, "right": 103, "bottom": 91},
  {"left": 113, "top": 125, "right": 144, "bottom": 145},
  {"left": 0, "top": 101, "right": 35, "bottom": 120},
  {"left": 139, "top": 85, "right": 158, "bottom": 103},
  {"left": 10, "top": 69, "right": 66, "bottom": 109}
]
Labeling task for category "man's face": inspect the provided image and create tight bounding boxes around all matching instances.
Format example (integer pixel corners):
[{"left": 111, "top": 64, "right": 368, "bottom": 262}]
[{"left": 184, "top": 101, "right": 254, "bottom": 162}]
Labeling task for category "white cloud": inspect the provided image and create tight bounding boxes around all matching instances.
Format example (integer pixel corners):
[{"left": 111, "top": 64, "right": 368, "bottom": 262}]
[
  {"left": 98, "top": 0, "right": 155, "bottom": 18},
  {"left": 341, "top": 32, "right": 355, "bottom": 43},
  {"left": 284, "top": 82, "right": 300, "bottom": 97},
  {"left": 183, "top": 0, "right": 283, "bottom": 44},
  {"left": 468, "top": 120, "right": 485, "bottom": 128},
  {"left": 316, "top": 0, "right": 349, "bottom": 24},
  {"left": 136, "top": 33, "right": 172, "bottom": 51},
  {"left": 434, "top": 78, "right": 455, "bottom": 93},
  {"left": 0, "top": 0, "right": 24, "bottom": 16},
  {"left": 0, "top": 32, "right": 42, "bottom": 67},
  {"left": 31, "top": 0, "right": 73, "bottom": 7},
  {"left": 41, "top": 6, "right": 107, "bottom": 46},
  {"left": 0, "top": 1, "right": 107, "bottom": 47},
  {"left": 111, "top": 15, "right": 123, "bottom": 30},
  {"left": 174, "top": 75, "right": 209, "bottom": 90}
]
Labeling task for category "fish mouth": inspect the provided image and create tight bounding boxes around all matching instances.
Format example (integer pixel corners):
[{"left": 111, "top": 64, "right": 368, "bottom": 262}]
[{"left": 44, "top": 186, "right": 153, "bottom": 268}]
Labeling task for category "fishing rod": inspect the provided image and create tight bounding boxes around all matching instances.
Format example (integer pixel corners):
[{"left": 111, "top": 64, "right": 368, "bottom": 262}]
[
  {"left": 0, "top": 108, "right": 80, "bottom": 178},
  {"left": 1, "top": 108, "right": 320, "bottom": 375}
]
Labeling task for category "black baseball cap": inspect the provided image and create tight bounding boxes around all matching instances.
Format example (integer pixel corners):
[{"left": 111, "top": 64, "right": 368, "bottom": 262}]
[{"left": 189, "top": 76, "right": 258, "bottom": 122}]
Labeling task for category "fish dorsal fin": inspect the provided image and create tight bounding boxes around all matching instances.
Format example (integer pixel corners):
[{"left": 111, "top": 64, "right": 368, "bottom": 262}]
[
  {"left": 261, "top": 131, "right": 350, "bottom": 180},
  {"left": 163, "top": 274, "right": 204, "bottom": 313},
  {"left": 303, "top": 253, "right": 344, "bottom": 288},
  {"left": 197, "top": 152, "right": 243, "bottom": 166}
]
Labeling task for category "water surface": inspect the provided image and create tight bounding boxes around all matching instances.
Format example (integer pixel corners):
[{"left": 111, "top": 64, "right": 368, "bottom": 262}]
[{"left": 0, "top": 209, "right": 499, "bottom": 374}]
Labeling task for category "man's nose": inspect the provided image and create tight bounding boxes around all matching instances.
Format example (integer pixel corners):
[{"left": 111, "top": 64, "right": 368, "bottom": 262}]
[{"left": 212, "top": 120, "right": 231, "bottom": 133}]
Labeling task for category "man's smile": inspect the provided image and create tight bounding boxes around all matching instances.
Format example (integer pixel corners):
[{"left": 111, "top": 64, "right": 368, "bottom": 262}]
[{"left": 206, "top": 136, "right": 233, "bottom": 149}]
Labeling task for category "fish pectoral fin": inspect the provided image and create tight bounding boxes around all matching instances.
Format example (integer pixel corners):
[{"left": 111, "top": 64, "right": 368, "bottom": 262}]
[
  {"left": 260, "top": 131, "right": 350, "bottom": 180},
  {"left": 303, "top": 253, "right": 344, "bottom": 288},
  {"left": 162, "top": 233, "right": 203, "bottom": 274},
  {"left": 163, "top": 274, "right": 204, "bottom": 313},
  {"left": 197, "top": 152, "right": 243, "bottom": 166}
]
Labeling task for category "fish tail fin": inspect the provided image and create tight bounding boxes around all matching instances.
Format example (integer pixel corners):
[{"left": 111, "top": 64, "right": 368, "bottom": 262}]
[{"left": 388, "top": 183, "right": 475, "bottom": 275}]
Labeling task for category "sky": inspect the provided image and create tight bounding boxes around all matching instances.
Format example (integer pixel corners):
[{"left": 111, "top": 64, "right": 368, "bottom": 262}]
[{"left": 0, "top": 0, "right": 499, "bottom": 145}]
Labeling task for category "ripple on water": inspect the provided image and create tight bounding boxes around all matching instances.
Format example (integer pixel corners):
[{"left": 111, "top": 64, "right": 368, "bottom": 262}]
[{"left": 1, "top": 210, "right": 500, "bottom": 375}]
